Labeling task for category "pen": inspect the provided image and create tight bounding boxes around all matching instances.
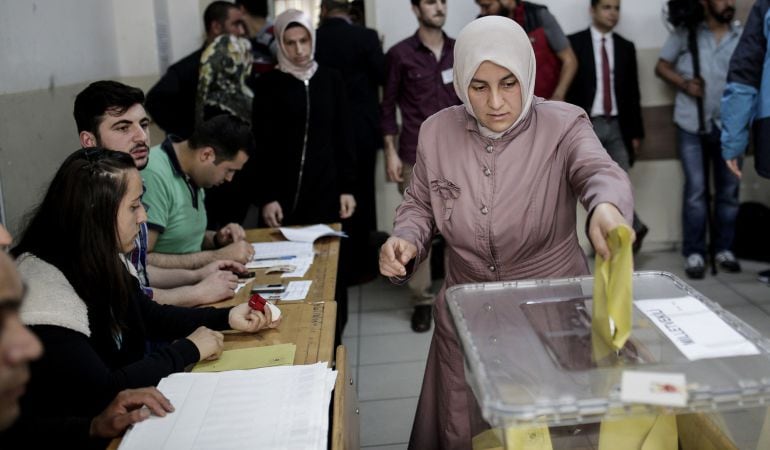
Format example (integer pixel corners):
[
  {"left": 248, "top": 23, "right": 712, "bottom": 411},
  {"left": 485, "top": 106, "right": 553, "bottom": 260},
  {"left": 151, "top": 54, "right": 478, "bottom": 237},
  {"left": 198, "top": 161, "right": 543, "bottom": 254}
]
[{"left": 251, "top": 255, "right": 297, "bottom": 262}]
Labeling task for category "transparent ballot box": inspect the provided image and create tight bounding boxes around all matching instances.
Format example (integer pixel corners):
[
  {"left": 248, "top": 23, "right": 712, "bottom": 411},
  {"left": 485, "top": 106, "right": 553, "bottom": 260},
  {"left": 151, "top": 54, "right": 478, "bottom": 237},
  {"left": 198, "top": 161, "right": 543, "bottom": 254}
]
[{"left": 446, "top": 271, "right": 770, "bottom": 449}]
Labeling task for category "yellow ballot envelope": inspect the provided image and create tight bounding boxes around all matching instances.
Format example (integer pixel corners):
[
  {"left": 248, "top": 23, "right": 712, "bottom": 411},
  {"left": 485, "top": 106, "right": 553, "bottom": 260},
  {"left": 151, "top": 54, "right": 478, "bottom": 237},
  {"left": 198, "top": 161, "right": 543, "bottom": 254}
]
[
  {"left": 592, "top": 226, "right": 677, "bottom": 450},
  {"left": 592, "top": 225, "right": 634, "bottom": 351},
  {"left": 192, "top": 344, "right": 296, "bottom": 373}
]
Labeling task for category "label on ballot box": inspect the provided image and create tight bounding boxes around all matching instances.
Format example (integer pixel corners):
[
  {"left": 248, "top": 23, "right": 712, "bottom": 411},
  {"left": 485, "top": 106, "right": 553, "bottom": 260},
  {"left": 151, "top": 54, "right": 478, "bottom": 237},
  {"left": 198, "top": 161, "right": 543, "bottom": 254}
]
[{"left": 636, "top": 296, "right": 760, "bottom": 361}]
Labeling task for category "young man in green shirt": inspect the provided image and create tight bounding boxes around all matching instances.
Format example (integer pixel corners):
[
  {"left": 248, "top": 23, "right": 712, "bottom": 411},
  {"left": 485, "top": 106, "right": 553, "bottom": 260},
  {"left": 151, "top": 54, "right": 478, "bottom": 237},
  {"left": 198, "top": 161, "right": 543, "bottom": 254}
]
[{"left": 143, "top": 114, "right": 255, "bottom": 270}]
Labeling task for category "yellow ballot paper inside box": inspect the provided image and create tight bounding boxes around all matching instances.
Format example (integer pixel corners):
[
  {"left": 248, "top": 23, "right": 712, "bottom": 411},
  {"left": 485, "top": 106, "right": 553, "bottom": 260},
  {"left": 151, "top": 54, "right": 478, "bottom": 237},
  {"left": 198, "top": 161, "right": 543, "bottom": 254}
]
[
  {"left": 473, "top": 426, "right": 553, "bottom": 450},
  {"left": 592, "top": 226, "right": 677, "bottom": 450},
  {"left": 192, "top": 344, "right": 296, "bottom": 373}
]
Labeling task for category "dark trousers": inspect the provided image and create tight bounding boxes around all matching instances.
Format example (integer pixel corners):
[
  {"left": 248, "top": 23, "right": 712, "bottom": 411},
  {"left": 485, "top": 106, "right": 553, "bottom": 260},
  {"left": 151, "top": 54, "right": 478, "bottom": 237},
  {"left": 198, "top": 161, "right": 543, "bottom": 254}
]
[{"left": 592, "top": 116, "right": 645, "bottom": 232}]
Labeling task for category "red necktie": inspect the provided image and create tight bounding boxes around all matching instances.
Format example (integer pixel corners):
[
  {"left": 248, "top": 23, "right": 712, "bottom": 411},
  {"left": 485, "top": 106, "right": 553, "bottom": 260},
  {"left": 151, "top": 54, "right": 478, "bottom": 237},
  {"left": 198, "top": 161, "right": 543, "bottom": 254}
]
[{"left": 602, "top": 37, "right": 612, "bottom": 117}]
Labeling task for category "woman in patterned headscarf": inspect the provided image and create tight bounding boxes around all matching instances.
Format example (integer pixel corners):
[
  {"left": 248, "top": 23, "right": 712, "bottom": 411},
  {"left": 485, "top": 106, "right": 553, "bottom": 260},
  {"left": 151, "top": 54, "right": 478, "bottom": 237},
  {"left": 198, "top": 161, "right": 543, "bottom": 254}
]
[{"left": 379, "top": 16, "right": 635, "bottom": 449}]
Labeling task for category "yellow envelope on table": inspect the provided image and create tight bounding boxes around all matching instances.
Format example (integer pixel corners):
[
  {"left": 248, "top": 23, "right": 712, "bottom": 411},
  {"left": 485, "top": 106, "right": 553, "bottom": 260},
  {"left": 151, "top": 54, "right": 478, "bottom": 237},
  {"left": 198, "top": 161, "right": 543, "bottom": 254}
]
[
  {"left": 192, "top": 344, "right": 296, "bottom": 372},
  {"left": 592, "top": 225, "right": 633, "bottom": 351}
]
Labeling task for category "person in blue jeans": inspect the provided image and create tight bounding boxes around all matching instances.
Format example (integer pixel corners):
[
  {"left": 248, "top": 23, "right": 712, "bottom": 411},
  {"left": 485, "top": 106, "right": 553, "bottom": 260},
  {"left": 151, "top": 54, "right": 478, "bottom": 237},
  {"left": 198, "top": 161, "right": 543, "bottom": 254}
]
[
  {"left": 721, "top": 0, "right": 770, "bottom": 285},
  {"left": 655, "top": 0, "right": 742, "bottom": 279},
  {"left": 677, "top": 125, "right": 741, "bottom": 276}
]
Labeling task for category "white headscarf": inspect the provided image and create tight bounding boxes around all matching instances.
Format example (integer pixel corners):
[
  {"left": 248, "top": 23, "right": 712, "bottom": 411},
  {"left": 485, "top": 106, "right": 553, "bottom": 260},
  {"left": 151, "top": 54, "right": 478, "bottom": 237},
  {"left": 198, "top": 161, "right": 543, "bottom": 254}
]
[
  {"left": 274, "top": 9, "right": 318, "bottom": 81},
  {"left": 453, "top": 16, "right": 536, "bottom": 138}
]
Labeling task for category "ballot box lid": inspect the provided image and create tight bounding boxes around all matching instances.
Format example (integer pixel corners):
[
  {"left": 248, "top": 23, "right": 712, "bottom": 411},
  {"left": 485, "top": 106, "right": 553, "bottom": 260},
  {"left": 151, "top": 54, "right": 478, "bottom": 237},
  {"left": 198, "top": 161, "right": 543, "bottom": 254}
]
[{"left": 446, "top": 271, "right": 770, "bottom": 428}]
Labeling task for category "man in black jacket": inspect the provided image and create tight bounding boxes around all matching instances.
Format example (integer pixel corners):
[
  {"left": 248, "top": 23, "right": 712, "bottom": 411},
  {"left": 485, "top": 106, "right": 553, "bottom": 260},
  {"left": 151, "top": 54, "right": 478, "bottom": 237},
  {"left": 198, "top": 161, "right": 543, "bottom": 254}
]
[
  {"left": 316, "top": 0, "right": 385, "bottom": 284},
  {"left": 566, "top": 0, "right": 648, "bottom": 252},
  {"left": 145, "top": 1, "right": 245, "bottom": 139}
]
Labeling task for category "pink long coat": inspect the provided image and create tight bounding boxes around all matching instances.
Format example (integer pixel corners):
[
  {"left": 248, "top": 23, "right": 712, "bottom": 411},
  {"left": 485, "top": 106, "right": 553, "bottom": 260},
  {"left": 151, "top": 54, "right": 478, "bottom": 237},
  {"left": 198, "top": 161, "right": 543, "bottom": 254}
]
[{"left": 391, "top": 100, "right": 634, "bottom": 450}]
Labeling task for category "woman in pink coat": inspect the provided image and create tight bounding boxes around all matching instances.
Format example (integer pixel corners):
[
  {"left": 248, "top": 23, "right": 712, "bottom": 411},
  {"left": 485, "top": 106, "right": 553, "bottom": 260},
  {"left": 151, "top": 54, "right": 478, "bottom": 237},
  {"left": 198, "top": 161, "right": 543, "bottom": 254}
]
[{"left": 379, "top": 16, "right": 635, "bottom": 450}]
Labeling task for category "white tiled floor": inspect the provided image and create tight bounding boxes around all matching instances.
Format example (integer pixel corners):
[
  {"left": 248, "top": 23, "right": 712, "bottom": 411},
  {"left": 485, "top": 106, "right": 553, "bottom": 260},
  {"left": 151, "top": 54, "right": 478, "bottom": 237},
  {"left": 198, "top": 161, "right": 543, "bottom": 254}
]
[{"left": 344, "top": 250, "right": 770, "bottom": 448}]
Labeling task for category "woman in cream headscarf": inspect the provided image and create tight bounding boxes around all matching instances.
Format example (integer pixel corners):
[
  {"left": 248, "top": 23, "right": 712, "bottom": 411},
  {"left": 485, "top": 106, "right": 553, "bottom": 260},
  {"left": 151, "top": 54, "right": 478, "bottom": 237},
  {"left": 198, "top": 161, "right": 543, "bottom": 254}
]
[
  {"left": 251, "top": 8, "right": 356, "bottom": 229},
  {"left": 379, "top": 16, "right": 634, "bottom": 450},
  {"left": 251, "top": 9, "right": 356, "bottom": 342}
]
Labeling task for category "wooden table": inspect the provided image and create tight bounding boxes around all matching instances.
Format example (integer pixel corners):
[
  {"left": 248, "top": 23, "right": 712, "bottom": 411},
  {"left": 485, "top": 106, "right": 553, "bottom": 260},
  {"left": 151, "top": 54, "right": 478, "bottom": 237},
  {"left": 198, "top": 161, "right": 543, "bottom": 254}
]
[
  {"left": 214, "top": 226, "right": 340, "bottom": 308},
  {"left": 108, "top": 226, "right": 341, "bottom": 449},
  {"left": 213, "top": 226, "right": 341, "bottom": 365}
]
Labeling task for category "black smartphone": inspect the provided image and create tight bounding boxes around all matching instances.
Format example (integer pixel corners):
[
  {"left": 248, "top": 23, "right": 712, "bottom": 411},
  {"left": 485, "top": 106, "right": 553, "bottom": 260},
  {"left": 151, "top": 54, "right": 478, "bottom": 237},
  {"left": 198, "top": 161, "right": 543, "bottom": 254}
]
[
  {"left": 250, "top": 283, "right": 286, "bottom": 294},
  {"left": 234, "top": 270, "right": 256, "bottom": 279}
]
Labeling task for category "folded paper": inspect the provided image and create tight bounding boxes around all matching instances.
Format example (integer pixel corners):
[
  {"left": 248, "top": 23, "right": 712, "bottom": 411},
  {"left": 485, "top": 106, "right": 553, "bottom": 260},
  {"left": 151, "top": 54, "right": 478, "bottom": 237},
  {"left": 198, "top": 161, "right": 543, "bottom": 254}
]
[{"left": 592, "top": 225, "right": 633, "bottom": 350}]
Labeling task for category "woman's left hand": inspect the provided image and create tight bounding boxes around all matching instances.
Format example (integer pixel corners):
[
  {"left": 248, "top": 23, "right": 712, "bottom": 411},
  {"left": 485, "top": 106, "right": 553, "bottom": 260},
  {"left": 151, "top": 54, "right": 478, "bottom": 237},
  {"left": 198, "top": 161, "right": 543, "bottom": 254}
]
[
  {"left": 588, "top": 202, "right": 635, "bottom": 260},
  {"left": 339, "top": 194, "right": 356, "bottom": 219},
  {"left": 228, "top": 303, "right": 280, "bottom": 332}
]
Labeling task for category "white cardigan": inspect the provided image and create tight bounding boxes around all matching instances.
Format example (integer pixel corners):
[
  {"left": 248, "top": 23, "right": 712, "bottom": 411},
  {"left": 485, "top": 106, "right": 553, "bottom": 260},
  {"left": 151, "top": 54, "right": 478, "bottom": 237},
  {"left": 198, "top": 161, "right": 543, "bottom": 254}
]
[{"left": 16, "top": 253, "right": 91, "bottom": 337}]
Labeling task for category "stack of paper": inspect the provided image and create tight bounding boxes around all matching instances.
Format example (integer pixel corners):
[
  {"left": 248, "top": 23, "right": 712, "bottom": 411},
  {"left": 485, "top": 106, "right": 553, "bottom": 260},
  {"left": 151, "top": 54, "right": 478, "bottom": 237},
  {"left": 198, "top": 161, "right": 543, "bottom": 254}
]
[
  {"left": 279, "top": 224, "right": 347, "bottom": 242},
  {"left": 119, "top": 363, "right": 337, "bottom": 450}
]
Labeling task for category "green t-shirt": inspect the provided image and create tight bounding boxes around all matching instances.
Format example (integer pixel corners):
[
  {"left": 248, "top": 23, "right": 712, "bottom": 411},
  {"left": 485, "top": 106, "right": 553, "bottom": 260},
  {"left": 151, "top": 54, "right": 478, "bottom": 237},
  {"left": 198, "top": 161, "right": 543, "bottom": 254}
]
[{"left": 142, "top": 139, "right": 207, "bottom": 254}]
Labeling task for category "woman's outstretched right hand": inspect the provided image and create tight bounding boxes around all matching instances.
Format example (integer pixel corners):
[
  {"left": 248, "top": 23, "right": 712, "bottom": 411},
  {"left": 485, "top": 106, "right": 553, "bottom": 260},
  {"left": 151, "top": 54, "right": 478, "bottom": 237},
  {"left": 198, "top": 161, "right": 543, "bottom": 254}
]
[
  {"left": 379, "top": 237, "right": 417, "bottom": 277},
  {"left": 187, "top": 326, "right": 224, "bottom": 361}
]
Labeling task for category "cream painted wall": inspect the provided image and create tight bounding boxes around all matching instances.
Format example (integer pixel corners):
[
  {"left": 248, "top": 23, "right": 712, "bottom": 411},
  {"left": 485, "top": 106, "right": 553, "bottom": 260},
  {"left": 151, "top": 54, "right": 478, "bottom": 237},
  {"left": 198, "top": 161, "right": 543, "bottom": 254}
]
[
  {"left": 0, "top": 0, "right": 183, "bottom": 234},
  {"left": 113, "top": 1, "right": 161, "bottom": 77},
  {"left": 0, "top": 0, "right": 208, "bottom": 234},
  {"left": 0, "top": 0, "right": 120, "bottom": 94}
]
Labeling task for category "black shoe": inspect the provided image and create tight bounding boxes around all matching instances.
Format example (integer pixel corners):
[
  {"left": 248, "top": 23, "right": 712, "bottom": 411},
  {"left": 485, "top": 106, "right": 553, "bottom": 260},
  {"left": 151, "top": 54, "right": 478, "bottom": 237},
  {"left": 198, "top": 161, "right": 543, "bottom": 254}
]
[
  {"left": 684, "top": 254, "right": 705, "bottom": 279},
  {"left": 411, "top": 305, "right": 432, "bottom": 333},
  {"left": 759, "top": 269, "right": 770, "bottom": 285},
  {"left": 715, "top": 250, "right": 742, "bottom": 273},
  {"left": 632, "top": 225, "right": 649, "bottom": 254}
]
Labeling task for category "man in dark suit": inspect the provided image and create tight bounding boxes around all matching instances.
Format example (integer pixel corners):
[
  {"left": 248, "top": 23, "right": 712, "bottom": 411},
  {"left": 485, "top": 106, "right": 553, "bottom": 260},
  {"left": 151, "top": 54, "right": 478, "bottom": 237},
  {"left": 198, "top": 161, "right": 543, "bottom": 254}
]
[
  {"left": 566, "top": 0, "right": 648, "bottom": 252},
  {"left": 316, "top": 0, "right": 386, "bottom": 285},
  {"left": 145, "top": 1, "right": 245, "bottom": 139}
]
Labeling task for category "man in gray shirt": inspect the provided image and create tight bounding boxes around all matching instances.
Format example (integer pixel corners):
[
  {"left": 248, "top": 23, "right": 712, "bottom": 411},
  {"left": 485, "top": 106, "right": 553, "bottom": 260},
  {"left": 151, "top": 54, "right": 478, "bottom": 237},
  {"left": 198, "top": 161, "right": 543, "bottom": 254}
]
[{"left": 655, "top": 0, "right": 742, "bottom": 279}]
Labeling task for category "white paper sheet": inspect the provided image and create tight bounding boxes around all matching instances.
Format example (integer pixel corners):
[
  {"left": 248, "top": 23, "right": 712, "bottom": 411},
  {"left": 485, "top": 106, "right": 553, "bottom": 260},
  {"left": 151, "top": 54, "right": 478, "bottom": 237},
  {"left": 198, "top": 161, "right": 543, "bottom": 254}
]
[
  {"left": 246, "top": 259, "right": 295, "bottom": 269},
  {"left": 260, "top": 280, "right": 312, "bottom": 302},
  {"left": 279, "top": 256, "right": 313, "bottom": 278},
  {"left": 119, "top": 363, "right": 336, "bottom": 450},
  {"left": 249, "top": 241, "right": 315, "bottom": 260},
  {"left": 620, "top": 371, "right": 688, "bottom": 407},
  {"left": 279, "top": 224, "right": 347, "bottom": 243},
  {"left": 636, "top": 296, "right": 760, "bottom": 360}
]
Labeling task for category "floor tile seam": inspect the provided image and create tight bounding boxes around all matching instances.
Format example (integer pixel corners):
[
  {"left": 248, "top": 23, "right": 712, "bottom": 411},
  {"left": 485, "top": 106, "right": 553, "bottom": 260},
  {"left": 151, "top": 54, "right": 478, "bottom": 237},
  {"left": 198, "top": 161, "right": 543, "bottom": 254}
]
[
  {"left": 359, "top": 394, "right": 421, "bottom": 402},
  {"left": 360, "top": 443, "right": 410, "bottom": 448},
  {"left": 359, "top": 395, "right": 420, "bottom": 404},
  {"left": 357, "top": 331, "right": 418, "bottom": 337},
  {"left": 355, "top": 363, "right": 360, "bottom": 396},
  {"left": 359, "top": 330, "right": 434, "bottom": 338},
  {"left": 357, "top": 358, "right": 430, "bottom": 367},
  {"left": 359, "top": 307, "right": 415, "bottom": 313},
  {"left": 359, "top": 306, "right": 413, "bottom": 313},
  {"left": 356, "top": 359, "right": 427, "bottom": 368},
  {"left": 356, "top": 287, "right": 363, "bottom": 395},
  {"left": 721, "top": 282, "right": 770, "bottom": 314}
]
